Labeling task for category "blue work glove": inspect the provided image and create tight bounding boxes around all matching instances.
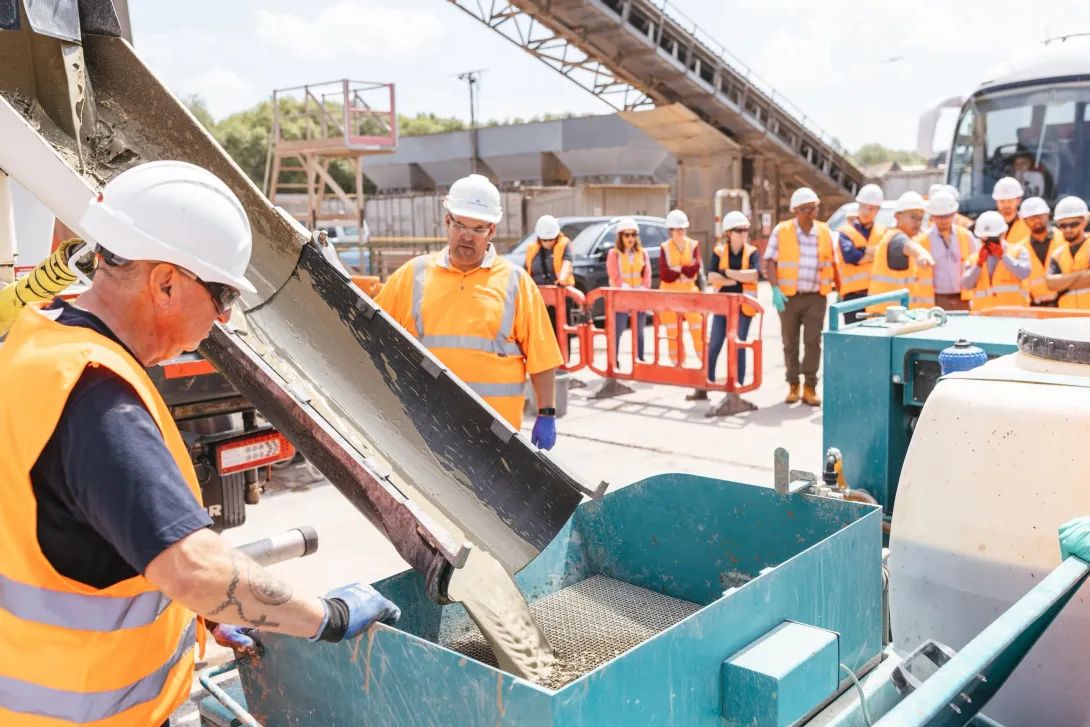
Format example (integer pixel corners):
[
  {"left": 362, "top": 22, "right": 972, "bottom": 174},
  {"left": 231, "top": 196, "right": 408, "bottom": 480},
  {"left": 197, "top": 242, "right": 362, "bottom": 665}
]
[
  {"left": 531, "top": 415, "right": 557, "bottom": 450},
  {"left": 772, "top": 286, "right": 788, "bottom": 313},
  {"left": 321, "top": 583, "right": 401, "bottom": 642},
  {"left": 1059, "top": 516, "right": 1090, "bottom": 560},
  {"left": 212, "top": 623, "right": 261, "bottom": 659}
]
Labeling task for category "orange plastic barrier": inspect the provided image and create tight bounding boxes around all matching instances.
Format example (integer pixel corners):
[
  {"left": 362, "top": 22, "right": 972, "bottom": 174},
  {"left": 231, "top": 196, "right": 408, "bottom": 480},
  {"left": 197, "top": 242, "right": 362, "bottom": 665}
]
[
  {"left": 536, "top": 284, "right": 591, "bottom": 372},
  {"left": 536, "top": 285, "right": 763, "bottom": 395}
]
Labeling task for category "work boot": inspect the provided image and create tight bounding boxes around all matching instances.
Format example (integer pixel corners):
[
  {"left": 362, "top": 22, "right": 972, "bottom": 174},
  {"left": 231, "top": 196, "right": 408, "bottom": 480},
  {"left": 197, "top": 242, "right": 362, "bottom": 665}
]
[
  {"left": 686, "top": 389, "right": 709, "bottom": 401},
  {"left": 785, "top": 383, "right": 800, "bottom": 404},
  {"left": 802, "top": 385, "right": 822, "bottom": 407}
]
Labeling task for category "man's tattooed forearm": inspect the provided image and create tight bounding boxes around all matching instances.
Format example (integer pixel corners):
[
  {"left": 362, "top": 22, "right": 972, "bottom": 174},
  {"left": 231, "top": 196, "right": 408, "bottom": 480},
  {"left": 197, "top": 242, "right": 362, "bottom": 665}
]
[
  {"left": 208, "top": 552, "right": 281, "bottom": 628},
  {"left": 247, "top": 558, "right": 293, "bottom": 605}
]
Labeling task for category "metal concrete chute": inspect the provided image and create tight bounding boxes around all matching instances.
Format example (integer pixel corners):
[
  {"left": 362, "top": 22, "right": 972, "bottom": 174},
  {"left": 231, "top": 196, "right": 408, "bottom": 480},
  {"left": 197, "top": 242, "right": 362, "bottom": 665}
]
[{"left": 0, "top": 0, "right": 593, "bottom": 597}]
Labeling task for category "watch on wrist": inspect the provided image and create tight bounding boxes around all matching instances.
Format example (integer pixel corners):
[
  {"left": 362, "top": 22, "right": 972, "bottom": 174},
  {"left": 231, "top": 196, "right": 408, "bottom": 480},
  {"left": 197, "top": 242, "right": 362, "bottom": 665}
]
[{"left": 538, "top": 407, "right": 556, "bottom": 417}]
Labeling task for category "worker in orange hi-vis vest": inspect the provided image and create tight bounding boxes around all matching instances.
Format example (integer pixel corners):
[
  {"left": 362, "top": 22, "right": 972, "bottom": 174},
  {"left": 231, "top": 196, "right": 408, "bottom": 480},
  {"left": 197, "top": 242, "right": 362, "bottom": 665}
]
[
  {"left": 0, "top": 161, "right": 399, "bottom": 727},
  {"left": 1016, "top": 196, "right": 1065, "bottom": 307},
  {"left": 763, "top": 187, "right": 836, "bottom": 407},
  {"left": 993, "top": 176, "right": 1031, "bottom": 244},
  {"left": 658, "top": 208, "right": 707, "bottom": 400},
  {"left": 1045, "top": 196, "right": 1090, "bottom": 309},
  {"left": 962, "top": 211, "right": 1031, "bottom": 311}
]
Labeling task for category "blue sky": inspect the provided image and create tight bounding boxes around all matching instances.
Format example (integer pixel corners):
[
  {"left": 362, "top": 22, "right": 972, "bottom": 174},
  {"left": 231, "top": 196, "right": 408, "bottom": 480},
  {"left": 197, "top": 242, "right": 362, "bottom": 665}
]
[{"left": 130, "top": 0, "right": 1090, "bottom": 152}]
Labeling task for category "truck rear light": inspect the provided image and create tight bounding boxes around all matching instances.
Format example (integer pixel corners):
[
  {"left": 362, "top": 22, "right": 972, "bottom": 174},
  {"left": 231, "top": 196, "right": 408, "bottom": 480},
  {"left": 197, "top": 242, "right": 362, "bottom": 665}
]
[{"left": 216, "top": 432, "right": 295, "bottom": 475}]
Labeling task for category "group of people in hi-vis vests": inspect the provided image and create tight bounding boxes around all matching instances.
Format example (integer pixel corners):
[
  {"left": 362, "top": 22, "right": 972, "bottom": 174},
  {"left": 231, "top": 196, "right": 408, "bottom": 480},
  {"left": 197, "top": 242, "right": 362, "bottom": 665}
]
[
  {"left": 523, "top": 177, "right": 1090, "bottom": 411},
  {"left": 526, "top": 207, "right": 763, "bottom": 402}
]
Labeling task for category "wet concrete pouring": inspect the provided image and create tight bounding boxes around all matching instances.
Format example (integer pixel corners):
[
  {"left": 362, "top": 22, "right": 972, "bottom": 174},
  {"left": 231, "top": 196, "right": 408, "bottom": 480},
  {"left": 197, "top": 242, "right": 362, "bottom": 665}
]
[{"left": 441, "top": 574, "right": 703, "bottom": 689}]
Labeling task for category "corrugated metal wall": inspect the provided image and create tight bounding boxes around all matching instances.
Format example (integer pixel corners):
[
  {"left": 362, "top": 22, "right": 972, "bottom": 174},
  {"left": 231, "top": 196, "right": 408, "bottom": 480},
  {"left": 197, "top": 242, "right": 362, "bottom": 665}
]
[{"left": 363, "top": 193, "right": 526, "bottom": 245}]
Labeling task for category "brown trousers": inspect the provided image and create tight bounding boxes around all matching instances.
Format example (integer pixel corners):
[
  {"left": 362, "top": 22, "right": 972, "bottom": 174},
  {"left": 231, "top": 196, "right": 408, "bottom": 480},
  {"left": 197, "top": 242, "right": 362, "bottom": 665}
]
[{"left": 781, "top": 292, "right": 826, "bottom": 388}]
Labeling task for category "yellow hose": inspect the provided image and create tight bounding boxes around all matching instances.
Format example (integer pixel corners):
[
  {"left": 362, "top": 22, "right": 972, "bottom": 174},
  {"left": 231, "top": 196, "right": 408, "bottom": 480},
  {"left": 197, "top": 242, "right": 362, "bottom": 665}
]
[{"left": 0, "top": 239, "right": 83, "bottom": 334}]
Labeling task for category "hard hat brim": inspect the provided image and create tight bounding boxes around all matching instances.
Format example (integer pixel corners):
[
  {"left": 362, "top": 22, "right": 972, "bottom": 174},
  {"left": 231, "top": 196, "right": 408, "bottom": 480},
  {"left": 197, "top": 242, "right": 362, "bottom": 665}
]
[{"left": 444, "top": 198, "right": 503, "bottom": 225}]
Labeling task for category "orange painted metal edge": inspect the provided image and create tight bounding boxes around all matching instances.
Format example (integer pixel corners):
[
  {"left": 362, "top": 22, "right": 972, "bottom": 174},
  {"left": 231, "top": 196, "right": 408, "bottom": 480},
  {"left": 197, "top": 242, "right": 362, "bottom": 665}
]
[{"left": 162, "top": 359, "right": 217, "bottom": 379}]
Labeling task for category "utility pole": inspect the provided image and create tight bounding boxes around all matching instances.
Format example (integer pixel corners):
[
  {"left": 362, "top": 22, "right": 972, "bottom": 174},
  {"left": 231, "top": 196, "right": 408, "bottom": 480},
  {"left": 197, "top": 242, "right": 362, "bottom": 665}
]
[{"left": 457, "top": 70, "right": 485, "bottom": 174}]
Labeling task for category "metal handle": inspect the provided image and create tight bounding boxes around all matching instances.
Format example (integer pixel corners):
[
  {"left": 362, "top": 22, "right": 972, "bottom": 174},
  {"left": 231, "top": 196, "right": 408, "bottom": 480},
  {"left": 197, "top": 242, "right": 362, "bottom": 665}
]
[
  {"left": 828, "top": 290, "right": 911, "bottom": 332},
  {"left": 236, "top": 526, "right": 319, "bottom": 567},
  {"left": 198, "top": 659, "right": 261, "bottom": 727}
]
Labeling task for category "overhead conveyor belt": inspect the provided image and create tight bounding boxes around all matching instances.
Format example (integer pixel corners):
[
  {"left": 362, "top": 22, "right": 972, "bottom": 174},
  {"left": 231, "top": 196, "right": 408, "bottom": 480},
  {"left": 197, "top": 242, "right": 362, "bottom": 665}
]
[{"left": 448, "top": 0, "right": 864, "bottom": 205}]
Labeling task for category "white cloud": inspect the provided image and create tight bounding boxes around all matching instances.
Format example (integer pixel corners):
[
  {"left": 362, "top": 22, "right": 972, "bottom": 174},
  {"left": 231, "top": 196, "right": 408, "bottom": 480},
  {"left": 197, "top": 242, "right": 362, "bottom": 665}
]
[{"left": 256, "top": 1, "right": 444, "bottom": 61}]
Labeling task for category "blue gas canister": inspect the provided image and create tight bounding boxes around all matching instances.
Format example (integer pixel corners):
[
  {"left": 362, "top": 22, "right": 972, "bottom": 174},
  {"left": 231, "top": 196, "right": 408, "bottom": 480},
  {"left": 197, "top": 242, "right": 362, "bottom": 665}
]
[{"left": 939, "top": 338, "right": 988, "bottom": 375}]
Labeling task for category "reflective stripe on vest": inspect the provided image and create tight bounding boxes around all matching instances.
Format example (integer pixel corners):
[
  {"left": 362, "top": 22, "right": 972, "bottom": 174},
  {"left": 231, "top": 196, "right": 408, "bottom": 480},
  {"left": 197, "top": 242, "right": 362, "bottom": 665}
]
[
  {"left": 1052, "top": 240, "right": 1090, "bottom": 310},
  {"left": 525, "top": 236, "right": 574, "bottom": 286},
  {"left": 0, "top": 619, "right": 196, "bottom": 724},
  {"left": 0, "top": 306, "right": 203, "bottom": 726},
  {"left": 715, "top": 242, "right": 759, "bottom": 316},
  {"left": 772, "top": 221, "right": 835, "bottom": 296},
  {"left": 0, "top": 572, "right": 171, "bottom": 630},
  {"left": 660, "top": 237, "right": 698, "bottom": 290},
  {"left": 867, "top": 229, "right": 928, "bottom": 312},
  {"left": 968, "top": 248, "right": 1030, "bottom": 311},
  {"left": 618, "top": 248, "right": 646, "bottom": 287},
  {"left": 837, "top": 223, "right": 885, "bottom": 295},
  {"left": 411, "top": 256, "right": 524, "bottom": 357},
  {"left": 1023, "top": 229, "right": 1065, "bottom": 304}
]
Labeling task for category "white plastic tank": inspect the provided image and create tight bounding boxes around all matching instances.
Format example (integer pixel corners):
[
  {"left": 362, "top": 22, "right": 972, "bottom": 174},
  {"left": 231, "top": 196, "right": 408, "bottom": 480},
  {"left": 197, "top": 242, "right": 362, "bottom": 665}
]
[{"left": 890, "top": 318, "right": 1090, "bottom": 727}]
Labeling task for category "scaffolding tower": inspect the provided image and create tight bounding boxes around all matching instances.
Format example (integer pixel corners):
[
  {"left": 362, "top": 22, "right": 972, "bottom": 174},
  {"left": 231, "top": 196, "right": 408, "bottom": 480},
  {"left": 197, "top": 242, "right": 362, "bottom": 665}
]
[{"left": 264, "top": 80, "right": 398, "bottom": 230}]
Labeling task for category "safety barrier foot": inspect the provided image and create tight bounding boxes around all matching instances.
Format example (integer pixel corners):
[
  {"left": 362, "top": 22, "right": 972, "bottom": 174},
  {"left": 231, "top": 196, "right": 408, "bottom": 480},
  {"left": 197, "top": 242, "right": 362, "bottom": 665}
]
[
  {"left": 705, "top": 393, "right": 758, "bottom": 418},
  {"left": 590, "top": 378, "right": 636, "bottom": 399},
  {"left": 567, "top": 377, "right": 587, "bottom": 389}
]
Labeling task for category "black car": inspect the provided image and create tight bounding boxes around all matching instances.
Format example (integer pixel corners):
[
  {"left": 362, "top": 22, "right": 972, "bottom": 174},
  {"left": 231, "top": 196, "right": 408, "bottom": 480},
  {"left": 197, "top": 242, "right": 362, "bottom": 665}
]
[{"left": 504, "top": 215, "right": 670, "bottom": 318}]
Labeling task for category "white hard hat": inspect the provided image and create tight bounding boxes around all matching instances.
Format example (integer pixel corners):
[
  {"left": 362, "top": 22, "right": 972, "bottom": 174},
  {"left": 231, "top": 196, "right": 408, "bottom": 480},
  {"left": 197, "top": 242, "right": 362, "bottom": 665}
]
[
  {"left": 895, "top": 191, "right": 927, "bottom": 213},
  {"left": 790, "top": 187, "right": 820, "bottom": 211},
  {"left": 444, "top": 174, "right": 503, "bottom": 224},
  {"left": 942, "top": 184, "right": 961, "bottom": 201},
  {"left": 616, "top": 217, "right": 639, "bottom": 233},
  {"left": 1019, "top": 196, "right": 1050, "bottom": 218},
  {"left": 855, "top": 184, "right": 884, "bottom": 206},
  {"left": 665, "top": 209, "right": 689, "bottom": 229},
  {"left": 722, "top": 211, "right": 750, "bottom": 231},
  {"left": 1055, "top": 196, "right": 1090, "bottom": 221},
  {"left": 927, "top": 183, "right": 945, "bottom": 199},
  {"left": 992, "top": 176, "right": 1024, "bottom": 201},
  {"left": 927, "top": 191, "right": 959, "bottom": 216},
  {"left": 974, "top": 210, "right": 1009, "bottom": 239},
  {"left": 844, "top": 202, "right": 860, "bottom": 218},
  {"left": 79, "top": 160, "right": 255, "bottom": 293},
  {"left": 535, "top": 215, "right": 561, "bottom": 240}
]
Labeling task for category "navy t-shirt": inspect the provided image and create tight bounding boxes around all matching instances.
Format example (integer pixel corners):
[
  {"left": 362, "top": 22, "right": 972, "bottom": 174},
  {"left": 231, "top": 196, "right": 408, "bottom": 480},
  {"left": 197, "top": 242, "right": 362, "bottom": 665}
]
[
  {"left": 708, "top": 247, "right": 761, "bottom": 294},
  {"left": 29, "top": 299, "right": 212, "bottom": 589}
]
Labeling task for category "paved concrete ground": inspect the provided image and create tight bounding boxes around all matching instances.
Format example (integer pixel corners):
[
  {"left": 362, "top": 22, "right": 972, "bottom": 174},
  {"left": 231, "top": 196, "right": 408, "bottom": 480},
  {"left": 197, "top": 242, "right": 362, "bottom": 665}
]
[{"left": 179, "top": 282, "right": 836, "bottom": 724}]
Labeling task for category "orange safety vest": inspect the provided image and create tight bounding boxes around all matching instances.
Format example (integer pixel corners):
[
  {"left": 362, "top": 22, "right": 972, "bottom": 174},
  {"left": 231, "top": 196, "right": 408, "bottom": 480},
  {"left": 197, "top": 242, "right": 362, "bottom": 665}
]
[
  {"left": 955, "top": 213, "right": 974, "bottom": 230},
  {"left": 1003, "top": 217, "right": 1030, "bottom": 246},
  {"left": 866, "top": 229, "right": 935, "bottom": 312},
  {"left": 772, "top": 220, "right": 836, "bottom": 296},
  {"left": 1018, "top": 228, "right": 1065, "bottom": 305},
  {"left": 408, "top": 253, "right": 530, "bottom": 428},
  {"left": 525, "top": 235, "right": 574, "bottom": 286},
  {"left": 659, "top": 236, "right": 700, "bottom": 292},
  {"left": 966, "top": 244, "right": 1030, "bottom": 311},
  {"left": 0, "top": 305, "right": 204, "bottom": 727},
  {"left": 836, "top": 222, "right": 887, "bottom": 295},
  {"left": 615, "top": 247, "right": 647, "bottom": 288},
  {"left": 1052, "top": 239, "right": 1090, "bottom": 310},
  {"left": 715, "top": 242, "right": 759, "bottom": 317}
]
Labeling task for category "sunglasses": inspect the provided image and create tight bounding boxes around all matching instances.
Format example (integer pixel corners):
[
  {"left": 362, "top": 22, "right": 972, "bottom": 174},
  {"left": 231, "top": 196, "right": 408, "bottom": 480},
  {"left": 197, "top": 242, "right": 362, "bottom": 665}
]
[
  {"left": 100, "top": 248, "right": 241, "bottom": 315},
  {"left": 1057, "top": 220, "right": 1085, "bottom": 230},
  {"left": 177, "top": 267, "right": 241, "bottom": 316}
]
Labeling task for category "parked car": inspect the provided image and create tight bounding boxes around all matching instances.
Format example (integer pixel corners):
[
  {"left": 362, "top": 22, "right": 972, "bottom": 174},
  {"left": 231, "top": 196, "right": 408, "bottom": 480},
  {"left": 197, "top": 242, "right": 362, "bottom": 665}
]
[
  {"left": 504, "top": 215, "right": 670, "bottom": 318},
  {"left": 322, "top": 221, "right": 372, "bottom": 273}
]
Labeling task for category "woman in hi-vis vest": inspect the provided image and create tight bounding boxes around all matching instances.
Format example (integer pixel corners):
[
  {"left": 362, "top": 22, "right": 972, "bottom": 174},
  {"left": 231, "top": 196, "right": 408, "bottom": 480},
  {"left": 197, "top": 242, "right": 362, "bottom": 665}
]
[
  {"left": 606, "top": 218, "right": 651, "bottom": 364},
  {"left": 706, "top": 211, "right": 760, "bottom": 388}
]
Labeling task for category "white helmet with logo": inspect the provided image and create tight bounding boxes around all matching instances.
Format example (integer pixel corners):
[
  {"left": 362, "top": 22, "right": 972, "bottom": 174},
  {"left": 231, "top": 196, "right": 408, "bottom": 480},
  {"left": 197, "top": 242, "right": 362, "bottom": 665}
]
[
  {"left": 79, "top": 160, "right": 255, "bottom": 293},
  {"left": 1055, "top": 196, "right": 1090, "bottom": 221},
  {"left": 974, "top": 211, "right": 1009, "bottom": 239},
  {"left": 1019, "top": 197, "right": 1050, "bottom": 218},
  {"left": 444, "top": 174, "right": 503, "bottom": 223}
]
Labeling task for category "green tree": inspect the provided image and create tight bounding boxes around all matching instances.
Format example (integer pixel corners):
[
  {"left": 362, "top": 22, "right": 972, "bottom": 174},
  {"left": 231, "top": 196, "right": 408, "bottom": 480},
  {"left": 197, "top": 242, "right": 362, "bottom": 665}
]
[{"left": 851, "top": 143, "right": 926, "bottom": 168}]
